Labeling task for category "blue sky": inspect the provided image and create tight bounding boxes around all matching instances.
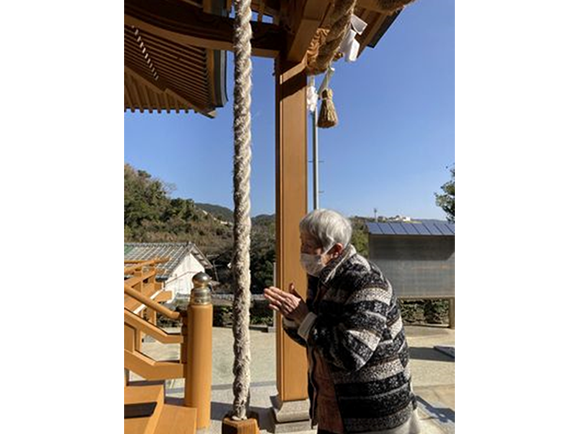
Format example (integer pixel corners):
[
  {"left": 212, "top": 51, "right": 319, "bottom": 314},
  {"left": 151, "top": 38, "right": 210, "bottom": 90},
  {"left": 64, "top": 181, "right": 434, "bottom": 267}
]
[{"left": 124, "top": 0, "right": 454, "bottom": 219}]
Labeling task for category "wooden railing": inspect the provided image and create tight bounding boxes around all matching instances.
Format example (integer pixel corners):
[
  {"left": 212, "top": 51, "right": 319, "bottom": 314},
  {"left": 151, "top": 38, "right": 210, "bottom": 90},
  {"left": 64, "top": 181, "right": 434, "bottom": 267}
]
[
  {"left": 124, "top": 258, "right": 167, "bottom": 275},
  {"left": 124, "top": 260, "right": 213, "bottom": 430},
  {"left": 124, "top": 284, "right": 181, "bottom": 320},
  {"left": 124, "top": 309, "right": 183, "bottom": 344}
]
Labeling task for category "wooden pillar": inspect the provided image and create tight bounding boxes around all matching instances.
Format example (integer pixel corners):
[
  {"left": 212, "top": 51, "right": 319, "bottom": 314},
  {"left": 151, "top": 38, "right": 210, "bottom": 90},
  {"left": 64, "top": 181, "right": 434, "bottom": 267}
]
[
  {"left": 449, "top": 297, "right": 455, "bottom": 329},
  {"left": 275, "top": 57, "right": 309, "bottom": 404}
]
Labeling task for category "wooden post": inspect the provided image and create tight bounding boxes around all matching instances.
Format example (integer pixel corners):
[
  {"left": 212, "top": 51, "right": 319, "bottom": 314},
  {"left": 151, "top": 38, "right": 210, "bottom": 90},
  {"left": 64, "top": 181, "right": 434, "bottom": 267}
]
[
  {"left": 134, "top": 268, "right": 144, "bottom": 293},
  {"left": 147, "top": 307, "right": 158, "bottom": 327},
  {"left": 184, "top": 272, "right": 213, "bottom": 430},
  {"left": 124, "top": 324, "right": 136, "bottom": 385},
  {"left": 135, "top": 310, "right": 144, "bottom": 352},
  {"left": 134, "top": 268, "right": 146, "bottom": 350},
  {"left": 273, "top": 55, "right": 310, "bottom": 425},
  {"left": 449, "top": 297, "right": 455, "bottom": 329}
]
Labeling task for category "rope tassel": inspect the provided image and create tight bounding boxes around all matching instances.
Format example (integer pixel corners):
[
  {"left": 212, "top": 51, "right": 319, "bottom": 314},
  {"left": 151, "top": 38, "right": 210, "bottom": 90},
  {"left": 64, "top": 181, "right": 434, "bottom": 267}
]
[{"left": 317, "top": 88, "right": 338, "bottom": 128}]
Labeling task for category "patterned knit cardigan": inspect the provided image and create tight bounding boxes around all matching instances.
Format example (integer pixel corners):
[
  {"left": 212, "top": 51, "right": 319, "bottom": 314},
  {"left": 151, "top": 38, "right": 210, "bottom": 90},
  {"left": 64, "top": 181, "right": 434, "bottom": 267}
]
[{"left": 284, "top": 245, "right": 417, "bottom": 433}]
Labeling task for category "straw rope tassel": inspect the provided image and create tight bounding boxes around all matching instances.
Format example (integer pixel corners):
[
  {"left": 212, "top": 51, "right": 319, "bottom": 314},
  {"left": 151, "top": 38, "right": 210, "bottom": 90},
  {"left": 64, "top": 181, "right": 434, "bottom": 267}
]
[
  {"left": 231, "top": 0, "right": 253, "bottom": 422},
  {"left": 318, "top": 88, "right": 338, "bottom": 128}
]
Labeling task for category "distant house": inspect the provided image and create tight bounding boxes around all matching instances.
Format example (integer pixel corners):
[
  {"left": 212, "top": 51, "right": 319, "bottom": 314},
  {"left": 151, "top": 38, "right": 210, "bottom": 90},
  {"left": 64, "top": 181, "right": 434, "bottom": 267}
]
[
  {"left": 366, "top": 221, "right": 455, "bottom": 300},
  {"left": 124, "top": 242, "right": 213, "bottom": 302}
]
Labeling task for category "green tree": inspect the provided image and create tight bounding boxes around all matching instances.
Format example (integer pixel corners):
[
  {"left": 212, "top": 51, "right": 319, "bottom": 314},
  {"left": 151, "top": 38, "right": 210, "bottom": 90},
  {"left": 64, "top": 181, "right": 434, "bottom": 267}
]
[
  {"left": 349, "top": 217, "right": 369, "bottom": 257},
  {"left": 124, "top": 164, "right": 172, "bottom": 234},
  {"left": 249, "top": 215, "right": 276, "bottom": 293},
  {"left": 435, "top": 166, "right": 455, "bottom": 222},
  {"left": 124, "top": 163, "right": 234, "bottom": 254}
]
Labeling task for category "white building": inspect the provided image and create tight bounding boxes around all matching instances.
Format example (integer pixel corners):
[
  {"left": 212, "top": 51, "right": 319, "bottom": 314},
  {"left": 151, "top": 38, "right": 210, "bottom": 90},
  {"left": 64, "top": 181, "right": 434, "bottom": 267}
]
[{"left": 124, "top": 242, "right": 213, "bottom": 302}]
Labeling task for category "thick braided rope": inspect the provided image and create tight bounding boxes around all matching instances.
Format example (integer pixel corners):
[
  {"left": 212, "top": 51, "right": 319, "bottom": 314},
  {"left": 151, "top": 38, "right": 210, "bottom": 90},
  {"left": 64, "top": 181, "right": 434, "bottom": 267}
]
[
  {"left": 374, "top": 0, "right": 416, "bottom": 14},
  {"left": 306, "top": 0, "right": 416, "bottom": 75},
  {"left": 231, "top": 0, "right": 253, "bottom": 421},
  {"left": 307, "top": 0, "right": 357, "bottom": 75}
]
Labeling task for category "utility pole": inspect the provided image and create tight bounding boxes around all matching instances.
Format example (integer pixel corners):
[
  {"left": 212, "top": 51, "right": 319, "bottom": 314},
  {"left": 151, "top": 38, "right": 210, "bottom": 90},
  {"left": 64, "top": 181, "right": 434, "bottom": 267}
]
[
  {"left": 374, "top": 208, "right": 378, "bottom": 222},
  {"left": 312, "top": 77, "right": 319, "bottom": 210},
  {"left": 310, "top": 68, "right": 334, "bottom": 211}
]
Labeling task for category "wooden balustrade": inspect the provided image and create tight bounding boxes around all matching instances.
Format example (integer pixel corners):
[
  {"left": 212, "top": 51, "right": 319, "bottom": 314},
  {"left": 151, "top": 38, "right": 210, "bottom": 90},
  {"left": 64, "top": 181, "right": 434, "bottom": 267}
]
[
  {"left": 124, "top": 267, "right": 214, "bottom": 430},
  {"left": 124, "top": 309, "right": 183, "bottom": 344},
  {"left": 124, "top": 269, "right": 157, "bottom": 290},
  {"left": 124, "top": 284, "right": 181, "bottom": 320},
  {"left": 124, "top": 258, "right": 168, "bottom": 275},
  {"left": 124, "top": 349, "right": 185, "bottom": 380}
]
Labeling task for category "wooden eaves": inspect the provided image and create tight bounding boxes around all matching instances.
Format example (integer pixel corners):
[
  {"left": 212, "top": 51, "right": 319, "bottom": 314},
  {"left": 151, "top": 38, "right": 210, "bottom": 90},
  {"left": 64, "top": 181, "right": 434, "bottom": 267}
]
[{"left": 124, "top": 0, "right": 402, "bottom": 117}]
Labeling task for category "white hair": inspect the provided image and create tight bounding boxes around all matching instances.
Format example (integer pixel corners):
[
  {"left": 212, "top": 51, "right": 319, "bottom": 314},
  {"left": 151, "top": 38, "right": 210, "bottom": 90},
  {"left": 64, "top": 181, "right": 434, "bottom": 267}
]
[{"left": 299, "top": 209, "right": 352, "bottom": 252}]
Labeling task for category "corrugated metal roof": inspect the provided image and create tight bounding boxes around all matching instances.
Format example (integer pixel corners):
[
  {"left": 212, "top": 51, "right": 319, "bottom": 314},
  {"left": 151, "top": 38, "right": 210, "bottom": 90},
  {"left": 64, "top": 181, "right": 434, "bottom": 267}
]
[
  {"left": 124, "top": 242, "right": 212, "bottom": 279},
  {"left": 366, "top": 221, "right": 455, "bottom": 237}
]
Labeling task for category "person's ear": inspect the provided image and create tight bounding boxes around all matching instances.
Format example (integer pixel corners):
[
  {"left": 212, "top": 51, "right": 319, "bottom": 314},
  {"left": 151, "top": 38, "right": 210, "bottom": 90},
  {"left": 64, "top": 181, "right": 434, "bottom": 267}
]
[{"left": 330, "top": 243, "right": 344, "bottom": 258}]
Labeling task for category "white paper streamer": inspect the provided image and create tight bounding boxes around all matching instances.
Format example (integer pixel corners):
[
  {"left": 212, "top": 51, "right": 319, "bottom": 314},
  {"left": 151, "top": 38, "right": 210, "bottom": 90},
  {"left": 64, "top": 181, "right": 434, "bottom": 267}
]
[
  {"left": 338, "top": 14, "right": 369, "bottom": 63},
  {"left": 307, "top": 82, "right": 318, "bottom": 113}
]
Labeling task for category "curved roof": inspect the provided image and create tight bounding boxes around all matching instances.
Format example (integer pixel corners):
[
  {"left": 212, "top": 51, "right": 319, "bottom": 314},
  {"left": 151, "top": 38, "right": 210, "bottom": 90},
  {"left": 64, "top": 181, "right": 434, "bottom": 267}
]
[
  {"left": 124, "top": 1, "right": 229, "bottom": 117},
  {"left": 124, "top": 0, "right": 407, "bottom": 117}
]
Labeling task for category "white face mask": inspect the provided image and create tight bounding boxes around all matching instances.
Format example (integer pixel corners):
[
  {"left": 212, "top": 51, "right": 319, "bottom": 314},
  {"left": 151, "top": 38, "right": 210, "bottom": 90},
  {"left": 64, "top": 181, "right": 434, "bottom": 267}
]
[{"left": 300, "top": 252, "right": 326, "bottom": 277}]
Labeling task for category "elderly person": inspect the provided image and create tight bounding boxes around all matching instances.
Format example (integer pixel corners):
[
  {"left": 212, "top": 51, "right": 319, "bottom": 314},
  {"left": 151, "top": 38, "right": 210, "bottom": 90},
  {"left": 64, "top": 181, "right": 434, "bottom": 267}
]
[{"left": 264, "top": 209, "right": 420, "bottom": 434}]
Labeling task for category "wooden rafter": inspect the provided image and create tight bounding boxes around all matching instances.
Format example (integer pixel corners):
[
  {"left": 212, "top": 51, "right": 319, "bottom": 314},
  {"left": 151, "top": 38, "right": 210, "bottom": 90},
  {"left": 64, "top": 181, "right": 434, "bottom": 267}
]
[
  {"left": 125, "top": 65, "right": 166, "bottom": 93},
  {"left": 125, "top": 66, "right": 208, "bottom": 114},
  {"left": 356, "top": 9, "right": 400, "bottom": 55},
  {"left": 125, "top": 0, "right": 284, "bottom": 58},
  {"left": 285, "top": 0, "right": 331, "bottom": 62},
  {"left": 202, "top": 0, "right": 217, "bottom": 107},
  {"left": 257, "top": 1, "right": 266, "bottom": 23}
]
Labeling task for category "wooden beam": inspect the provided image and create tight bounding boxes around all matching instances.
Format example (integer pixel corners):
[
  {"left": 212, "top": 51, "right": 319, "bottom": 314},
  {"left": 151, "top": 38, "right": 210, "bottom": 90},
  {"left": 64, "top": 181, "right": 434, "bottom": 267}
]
[
  {"left": 124, "top": 309, "right": 183, "bottom": 344},
  {"left": 285, "top": 0, "right": 331, "bottom": 62},
  {"left": 356, "top": 9, "right": 400, "bottom": 55},
  {"left": 257, "top": 1, "right": 266, "bottom": 23},
  {"left": 152, "top": 290, "right": 173, "bottom": 303},
  {"left": 205, "top": 47, "right": 217, "bottom": 109},
  {"left": 124, "top": 349, "right": 185, "bottom": 380},
  {"left": 125, "top": 0, "right": 283, "bottom": 58}
]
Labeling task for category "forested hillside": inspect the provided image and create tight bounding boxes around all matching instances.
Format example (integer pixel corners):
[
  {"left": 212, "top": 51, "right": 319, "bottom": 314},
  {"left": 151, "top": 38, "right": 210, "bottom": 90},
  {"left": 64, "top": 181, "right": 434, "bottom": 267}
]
[
  {"left": 124, "top": 164, "right": 233, "bottom": 256},
  {"left": 124, "top": 163, "right": 369, "bottom": 293},
  {"left": 196, "top": 203, "right": 234, "bottom": 223}
]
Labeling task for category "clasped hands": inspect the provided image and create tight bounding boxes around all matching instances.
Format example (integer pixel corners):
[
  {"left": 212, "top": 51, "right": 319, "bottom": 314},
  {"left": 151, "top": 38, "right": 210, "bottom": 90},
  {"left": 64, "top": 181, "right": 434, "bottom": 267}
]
[{"left": 264, "top": 283, "right": 309, "bottom": 323}]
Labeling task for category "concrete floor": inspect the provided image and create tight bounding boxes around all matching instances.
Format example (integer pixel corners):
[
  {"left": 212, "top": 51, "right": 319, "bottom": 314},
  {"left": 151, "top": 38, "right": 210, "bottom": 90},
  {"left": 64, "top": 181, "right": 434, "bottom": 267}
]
[{"left": 133, "top": 324, "right": 455, "bottom": 434}]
